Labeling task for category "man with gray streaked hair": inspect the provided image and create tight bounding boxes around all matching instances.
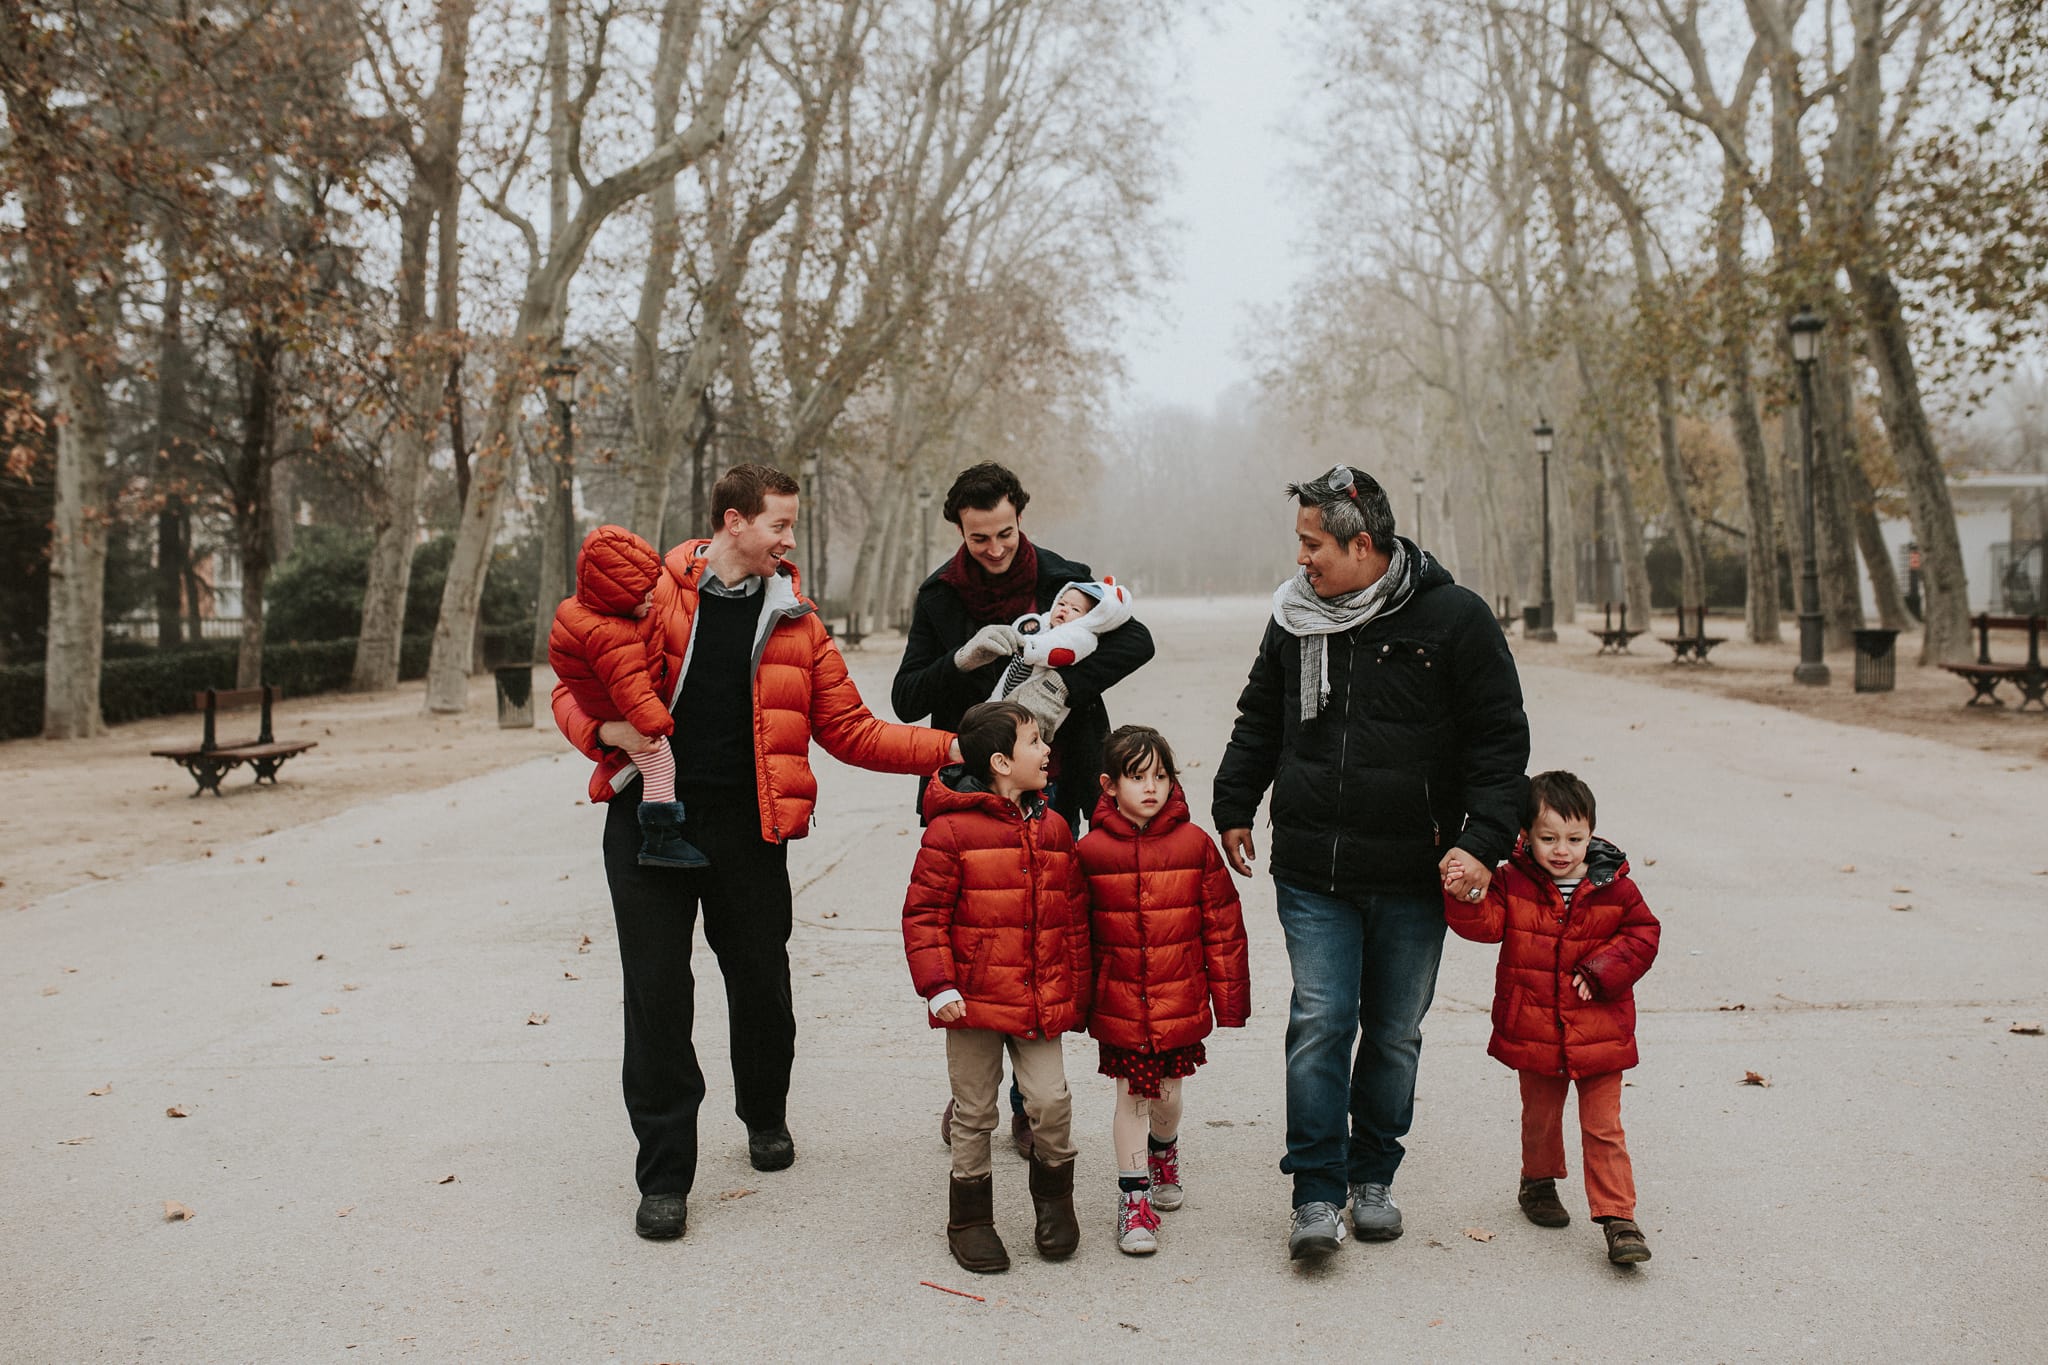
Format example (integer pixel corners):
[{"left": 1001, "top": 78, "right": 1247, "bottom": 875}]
[{"left": 1212, "top": 463, "right": 1531, "bottom": 1262}]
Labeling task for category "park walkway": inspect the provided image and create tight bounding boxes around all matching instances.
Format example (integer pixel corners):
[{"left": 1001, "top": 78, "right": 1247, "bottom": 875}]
[{"left": 5, "top": 596, "right": 2045, "bottom": 1363}]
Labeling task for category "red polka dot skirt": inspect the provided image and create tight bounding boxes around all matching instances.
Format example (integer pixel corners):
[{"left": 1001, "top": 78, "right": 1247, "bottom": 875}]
[{"left": 1097, "top": 1041, "right": 1207, "bottom": 1099}]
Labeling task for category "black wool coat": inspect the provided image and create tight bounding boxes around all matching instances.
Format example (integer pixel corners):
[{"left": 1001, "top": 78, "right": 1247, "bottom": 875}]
[
  {"left": 1211, "top": 541, "right": 1530, "bottom": 896},
  {"left": 892, "top": 544, "right": 1155, "bottom": 828}
]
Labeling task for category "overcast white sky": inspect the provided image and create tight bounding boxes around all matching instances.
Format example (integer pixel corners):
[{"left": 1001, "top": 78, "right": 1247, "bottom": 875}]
[{"left": 1112, "top": 3, "right": 1314, "bottom": 415}]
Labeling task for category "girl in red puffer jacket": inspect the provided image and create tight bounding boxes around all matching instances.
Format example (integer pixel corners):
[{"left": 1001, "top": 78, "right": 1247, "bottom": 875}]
[
  {"left": 1077, "top": 725, "right": 1249, "bottom": 1255},
  {"left": 547, "top": 525, "right": 705, "bottom": 870},
  {"left": 1442, "top": 770, "right": 1661, "bottom": 1266}
]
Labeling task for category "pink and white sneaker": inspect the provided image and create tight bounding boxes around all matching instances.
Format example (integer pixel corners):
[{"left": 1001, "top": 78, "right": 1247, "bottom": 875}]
[
  {"left": 1148, "top": 1141, "right": 1184, "bottom": 1211},
  {"left": 1117, "top": 1190, "right": 1161, "bottom": 1255}
]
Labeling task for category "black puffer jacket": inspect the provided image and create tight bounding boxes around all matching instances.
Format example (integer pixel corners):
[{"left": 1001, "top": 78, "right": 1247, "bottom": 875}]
[
  {"left": 1211, "top": 542, "right": 1529, "bottom": 895},
  {"left": 892, "top": 544, "right": 1155, "bottom": 830}
]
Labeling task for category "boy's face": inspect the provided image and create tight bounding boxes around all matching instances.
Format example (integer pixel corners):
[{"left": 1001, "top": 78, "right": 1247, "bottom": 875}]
[
  {"left": 1101, "top": 756, "right": 1170, "bottom": 827},
  {"left": 633, "top": 587, "right": 655, "bottom": 619},
  {"left": 1047, "top": 587, "right": 1095, "bottom": 628},
  {"left": 1528, "top": 804, "right": 1592, "bottom": 879},
  {"left": 990, "top": 718, "right": 1052, "bottom": 794}
]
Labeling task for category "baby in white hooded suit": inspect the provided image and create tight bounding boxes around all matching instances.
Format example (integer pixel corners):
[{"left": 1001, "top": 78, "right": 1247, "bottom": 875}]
[{"left": 988, "top": 577, "right": 1135, "bottom": 736}]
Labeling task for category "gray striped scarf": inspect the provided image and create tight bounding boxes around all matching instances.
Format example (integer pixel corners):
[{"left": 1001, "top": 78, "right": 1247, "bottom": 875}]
[{"left": 1271, "top": 541, "right": 1412, "bottom": 722}]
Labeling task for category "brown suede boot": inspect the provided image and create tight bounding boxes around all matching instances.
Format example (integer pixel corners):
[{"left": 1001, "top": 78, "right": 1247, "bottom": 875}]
[
  {"left": 1602, "top": 1217, "right": 1652, "bottom": 1264},
  {"left": 1027, "top": 1154, "right": 1079, "bottom": 1259},
  {"left": 947, "top": 1175, "right": 1010, "bottom": 1274},
  {"left": 1518, "top": 1176, "right": 1570, "bottom": 1228}
]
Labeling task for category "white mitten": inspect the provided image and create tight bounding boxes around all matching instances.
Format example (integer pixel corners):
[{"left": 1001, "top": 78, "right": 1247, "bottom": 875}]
[{"left": 954, "top": 623, "right": 1022, "bottom": 671}]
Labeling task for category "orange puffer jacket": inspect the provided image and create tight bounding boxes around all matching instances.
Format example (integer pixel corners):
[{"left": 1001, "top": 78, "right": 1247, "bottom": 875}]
[
  {"left": 1077, "top": 786, "right": 1250, "bottom": 1054},
  {"left": 1444, "top": 837, "right": 1661, "bottom": 1078},
  {"left": 552, "top": 539, "right": 954, "bottom": 842},
  {"left": 902, "top": 768, "right": 1092, "bottom": 1040},
  {"left": 548, "top": 526, "right": 673, "bottom": 739}
]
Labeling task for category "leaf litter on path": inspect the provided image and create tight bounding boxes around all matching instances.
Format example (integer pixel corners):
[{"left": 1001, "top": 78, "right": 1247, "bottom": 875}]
[
  {"left": 163, "top": 1200, "right": 196, "bottom": 1222},
  {"left": 1463, "top": 1227, "right": 1494, "bottom": 1243},
  {"left": 1741, "top": 1071, "right": 1772, "bottom": 1087},
  {"left": 2011, "top": 1022, "right": 2044, "bottom": 1036}
]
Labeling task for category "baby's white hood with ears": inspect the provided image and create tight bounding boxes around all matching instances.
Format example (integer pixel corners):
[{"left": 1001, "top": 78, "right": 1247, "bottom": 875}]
[{"left": 1011, "top": 578, "right": 1134, "bottom": 668}]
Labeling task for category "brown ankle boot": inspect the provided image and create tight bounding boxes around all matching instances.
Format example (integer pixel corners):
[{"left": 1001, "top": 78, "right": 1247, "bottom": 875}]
[
  {"left": 947, "top": 1175, "right": 1010, "bottom": 1274},
  {"left": 1518, "top": 1176, "right": 1570, "bottom": 1227},
  {"left": 1027, "top": 1154, "right": 1079, "bottom": 1259}
]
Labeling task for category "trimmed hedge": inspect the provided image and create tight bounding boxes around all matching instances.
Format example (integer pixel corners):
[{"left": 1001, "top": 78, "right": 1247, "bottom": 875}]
[{"left": 1, "top": 633, "right": 442, "bottom": 741}]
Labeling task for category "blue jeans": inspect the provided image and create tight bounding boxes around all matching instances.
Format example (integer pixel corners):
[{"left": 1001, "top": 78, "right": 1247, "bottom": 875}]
[{"left": 1274, "top": 880, "right": 1447, "bottom": 1208}]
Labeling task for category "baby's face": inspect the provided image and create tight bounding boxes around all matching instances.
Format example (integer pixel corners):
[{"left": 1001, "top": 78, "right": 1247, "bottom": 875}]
[
  {"left": 633, "top": 588, "right": 655, "bottom": 620},
  {"left": 1047, "top": 588, "right": 1095, "bottom": 629}
]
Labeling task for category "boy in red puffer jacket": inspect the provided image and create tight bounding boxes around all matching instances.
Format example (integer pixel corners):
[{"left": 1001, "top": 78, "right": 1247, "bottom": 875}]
[
  {"left": 547, "top": 525, "right": 706, "bottom": 870},
  {"left": 903, "top": 700, "right": 1092, "bottom": 1275},
  {"left": 1077, "top": 725, "right": 1249, "bottom": 1255},
  {"left": 1442, "top": 770, "right": 1661, "bottom": 1265}
]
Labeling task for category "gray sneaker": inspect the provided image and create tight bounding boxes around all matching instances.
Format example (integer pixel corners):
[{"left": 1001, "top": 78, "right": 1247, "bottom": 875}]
[
  {"left": 1288, "top": 1200, "right": 1348, "bottom": 1260},
  {"left": 1348, "top": 1182, "right": 1403, "bottom": 1240}
]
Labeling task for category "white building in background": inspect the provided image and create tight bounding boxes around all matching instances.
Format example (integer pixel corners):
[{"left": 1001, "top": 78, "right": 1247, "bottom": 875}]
[{"left": 1867, "top": 473, "right": 2047, "bottom": 616}]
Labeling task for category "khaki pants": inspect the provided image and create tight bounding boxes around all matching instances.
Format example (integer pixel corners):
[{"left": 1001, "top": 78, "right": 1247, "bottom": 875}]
[{"left": 945, "top": 1030, "right": 1075, "bottom": 1179}]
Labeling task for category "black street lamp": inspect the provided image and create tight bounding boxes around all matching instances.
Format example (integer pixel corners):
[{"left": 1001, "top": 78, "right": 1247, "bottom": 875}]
[
  {"left": 917, "top": 487, "right": 934, "bottom": 581},
  {"left": 1789, "top": 310, "right": 1830, "bottom": 686},
  {"left": 543, "top": 346, "right": 582, "bottom": 603},
  {"left": 1532, "top": 420, "right": 1557, "bottom": 642},
  {"left": 1410, "top": 470, "right": 1425, "bottom": 546},
  {"left": 802, "top": 454, "right": 820, "bottom": 587}
]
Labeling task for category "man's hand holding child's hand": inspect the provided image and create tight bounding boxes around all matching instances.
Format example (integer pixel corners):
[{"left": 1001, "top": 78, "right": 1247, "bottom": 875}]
[{"left": 1440, "top": 848, "right": 1491, "bottom": 902}]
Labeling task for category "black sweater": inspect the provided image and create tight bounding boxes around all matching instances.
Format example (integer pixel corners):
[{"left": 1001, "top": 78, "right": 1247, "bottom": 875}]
[{"left": 1211, "top": 542, "right": 1530, "bottom": 895}]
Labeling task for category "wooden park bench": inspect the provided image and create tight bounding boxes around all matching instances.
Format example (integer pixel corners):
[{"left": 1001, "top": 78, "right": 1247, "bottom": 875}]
[
  {"left": 150, "top": 685, "right": 317, "bottom": 796},
  {"left": 1941, "top": 614, "right": 2047, "bottom": 711},
  {"left": 1592, "top": 601, "right": 1645, "bottom": 655},
  {"left": 1660, "top": 606, "right": 1725, "bottom": 663}
]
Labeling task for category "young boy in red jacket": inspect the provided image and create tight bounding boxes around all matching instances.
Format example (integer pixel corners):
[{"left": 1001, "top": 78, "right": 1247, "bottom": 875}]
[
  {"left": 903, "top": 700, "right": 1092, "bottom": 1275},
  {"left": 1077, "top": 724, "right": 1249, "bottom": 1255},
  {"left": 1443, "top": 770, "right": 1661, "bottom": 1265}
]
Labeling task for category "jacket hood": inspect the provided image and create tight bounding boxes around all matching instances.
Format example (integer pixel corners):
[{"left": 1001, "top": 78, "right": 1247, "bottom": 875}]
[
  {"left": 575, "top": 525, "right": 663, "bottom": 615},
  {"left": 923, "top": 763, "right": 1048, "bottom": 822},
  {"left": 1087, "top": 780, "right": 1190, "bottom": 839},
  {"left": 1398, "top": 537, "right": 1456, "bottom": 596},
  {"left": 1511, "top": 833, "right": 1630, "bottom": 888}
]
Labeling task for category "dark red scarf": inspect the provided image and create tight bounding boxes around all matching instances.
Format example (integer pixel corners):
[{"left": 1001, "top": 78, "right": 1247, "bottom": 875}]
[{"left": 939, "top": 532, "right": 1041, "bottom": 625}]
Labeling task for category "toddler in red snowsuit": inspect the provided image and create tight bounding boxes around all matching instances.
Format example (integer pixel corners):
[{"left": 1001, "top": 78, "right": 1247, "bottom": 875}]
[
  {"left": 1443, "top": 769, "right": 1660, "bottom": 1265},
  {"left": 547, "top": 525, "right": 705, "bottom": 869}
]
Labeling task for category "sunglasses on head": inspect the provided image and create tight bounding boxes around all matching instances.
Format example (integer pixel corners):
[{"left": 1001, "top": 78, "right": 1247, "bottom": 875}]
[{"left": 1327, "top": 466, "right": 1360, "bottom": 500}]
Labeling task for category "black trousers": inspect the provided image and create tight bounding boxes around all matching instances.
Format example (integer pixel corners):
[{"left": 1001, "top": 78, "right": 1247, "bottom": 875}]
[{"left": 603, "top": 786, "right": 794, "bottom": 1197}]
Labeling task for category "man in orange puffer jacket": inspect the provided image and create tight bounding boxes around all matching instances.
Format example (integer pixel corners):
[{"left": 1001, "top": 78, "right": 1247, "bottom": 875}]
[
  {"left": 548, "top": 524, "right": 706, "bottom": 870},
  {"left": 552, "top": 464, "right": 957, "bottom": 1244}
]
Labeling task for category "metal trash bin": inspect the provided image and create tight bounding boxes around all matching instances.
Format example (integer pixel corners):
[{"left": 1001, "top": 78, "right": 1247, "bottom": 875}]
[
  {"left": 1523, "top": 605, "right": 1543, "bottom": 634},
  {"left": 494, "top": 664, "right": 535, "bottom": 728},
  {"left": 1851, "top": 628, "right": 1899, "bottom": 693}
]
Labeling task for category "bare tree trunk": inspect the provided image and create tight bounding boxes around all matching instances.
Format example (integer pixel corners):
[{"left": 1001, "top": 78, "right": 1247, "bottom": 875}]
[
  {"left": 1713, "top": 177, "right": 1782, "bottom": 641},
  {"left": 1840, "top": 416, "right": 1910, "bottom": 629},
  {"left": 233, "top": 333, "right": 280, "bottom": 690},
  {"left": 154, "top": 259, "right": 193, "bottom": 649},
  {"left": 1811, "top": 336, "right": 1864, "bottom": 646},
  {"left": 355, "top": 0, "right": 471, "bottom": 691},
  {"left": 43, "top": 342, "right": 112, "bottom": 738}
]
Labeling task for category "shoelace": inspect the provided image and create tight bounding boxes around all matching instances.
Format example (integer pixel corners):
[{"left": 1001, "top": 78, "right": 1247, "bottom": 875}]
[
  {"left": 1354, "top": 1184, "right": 1392, "bottom": 1209},
  {"left": 1149, "top": 1146, "right": 1180, "bottom": 1186},
  {"left": 1121, "top": 1196, "right": 1161, "bottom": 1233},
  {"left": 1293, "top": 1201, "right": 1341, "bottom": 1229}
]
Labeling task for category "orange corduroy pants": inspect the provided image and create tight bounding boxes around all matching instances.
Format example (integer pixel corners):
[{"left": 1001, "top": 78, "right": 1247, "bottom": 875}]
[{"left": 1518, "top": 1069, "right": 1635, "bottom": 1221}]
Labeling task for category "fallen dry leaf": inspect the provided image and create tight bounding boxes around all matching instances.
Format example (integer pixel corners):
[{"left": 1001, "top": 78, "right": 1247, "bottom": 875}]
[
  {"left": 321, "top": 1006, "right": 340, "bottom": 1015},
  {"left": 1839, "top": 864, "right": 1856, "bottom": 873},
  {"left": 1891, "top": 885, "right": 1912, "bottom": 894},
  {"left": 719, "top": 1188, "right": 757, "bottom": 1201},
  {"left": 270, "top": 980, "right": 292, "bottom": 988},
  {"left": 820, "top": 910, "right": 838, "bottom": 919},
  {"left": 577, "top": 934, "right": 593, "bottom": 953},
  {"left": 1428, "top": 1318, "right": 1445, "bottom": 1327},
  {"left": 562, "top": 971, "right": 579, "bottom": 980},
  {"left": 319, "top": 1055, "right": 336, "bottom": 1061},
  {"left": 1463, "top": 1227, "right": 1494, "bottom": 1243},
  {"left": 163, "top": 1200, "right": 196, "bottom": 1222},
  {"left": 1717, "top": 1003, "right": 1747, "bottom": 1012},
  {"left": 336, "top": 1206, "right": 354, "bottom": 1217},
  {"left": 63, "top": 967, "right": 77, "bottom": 974},
  {"left": 1741, "top": 1071, "right": 1772, "bottom": 1087},
  {"left": 526, "top": 1012, "right": 549, "bottom": 1026},
  {"left": 2011, "top": 1022, "right": 2044, "bottom": 1036},
  {"left": 165, "top": 1106, "right": 188, "bottom": 1119},
  {"left": 59, "top": 1135, "right": 91, "bottom": 1146},
  {"left": 341, "top": 983, "right": 359, "bottom": 991},
  {"left": 1889, "top": 902, "right": 1913, "bottom": 912},
  {"left": 436, "top": 1174, "right": 457, "bottom": 1185},
  {"left": 87, "top": 1084, "right": 111, "bottom": 1097},
  {"left": 388, "top": 943, "right": 407, "bottom": 951}
]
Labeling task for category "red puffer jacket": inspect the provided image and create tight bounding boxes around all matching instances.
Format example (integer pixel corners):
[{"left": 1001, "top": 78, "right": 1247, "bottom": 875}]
[
  {"left": 548, "top": 526, "right": 673, "bottom": 739},
  {"left": 1077, "top": 786, "right": 1250, "bottom": 1053},
  {"left": 902, "top": 768, "right": 1092, "bottom": 1039},
  {"left": 1444, "top": 836, "right": 1661, "bottom": 1078},
  {"left": 552, "top": 539, "right": 954, "bottom": 841}
]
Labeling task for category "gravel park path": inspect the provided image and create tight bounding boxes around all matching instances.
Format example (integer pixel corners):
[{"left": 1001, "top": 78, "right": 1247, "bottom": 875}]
[{"left": 5, "top": 596, "right": 2045, "bottom": 1363}]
